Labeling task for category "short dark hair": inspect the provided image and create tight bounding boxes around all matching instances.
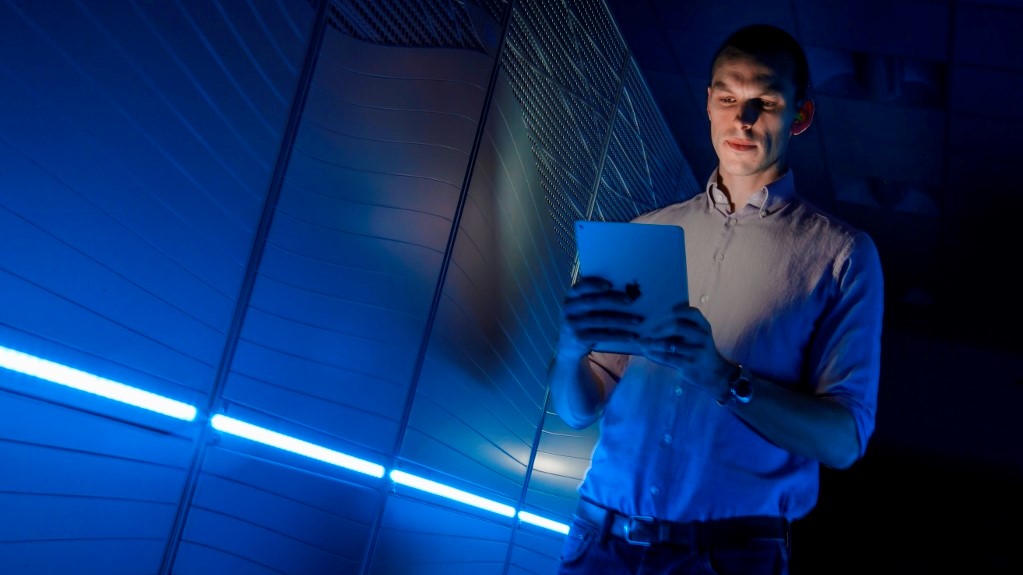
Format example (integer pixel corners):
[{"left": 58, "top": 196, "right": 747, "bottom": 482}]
[{"left": 709, "top": 24, "right": 810, "bottom": 102}]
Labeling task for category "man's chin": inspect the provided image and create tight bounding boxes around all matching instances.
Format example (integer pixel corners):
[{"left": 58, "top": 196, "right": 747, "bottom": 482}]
[{"left": 719, "top": 161, "right": 762, "bottom": 178}]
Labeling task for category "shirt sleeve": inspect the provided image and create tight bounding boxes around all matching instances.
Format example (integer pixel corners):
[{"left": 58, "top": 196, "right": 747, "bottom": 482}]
[{"left": 811, "top": 230, "right": 885, "bottom": 460}]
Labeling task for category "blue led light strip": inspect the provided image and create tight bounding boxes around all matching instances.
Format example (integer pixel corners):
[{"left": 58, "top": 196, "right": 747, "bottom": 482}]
[
  {"left": 0, "top": 345, "right": 197, "bottom": 421},
  {"left": 390, "top": 469, "right": 516, "bottom": 517},
  {"left": 210, "top": 414, "right": 386, "bottom": 478},
  {"left": 0, "top": 346, "right": 569, "bottom": 534},
  {"left": 518, "top": 510, "right": 571, "bottom": 534}
]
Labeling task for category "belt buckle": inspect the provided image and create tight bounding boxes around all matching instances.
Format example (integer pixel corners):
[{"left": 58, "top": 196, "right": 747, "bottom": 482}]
[{"left": 622, "top": 515, "right": 656, "bottom": 546}]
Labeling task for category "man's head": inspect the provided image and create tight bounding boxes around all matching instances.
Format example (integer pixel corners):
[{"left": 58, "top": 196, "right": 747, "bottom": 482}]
[
  {"left": 706, "top": 24, "right": 814, "bottom": 188},
  {"left": 710, "top": 24, "right": 810, "bottom": 103}
]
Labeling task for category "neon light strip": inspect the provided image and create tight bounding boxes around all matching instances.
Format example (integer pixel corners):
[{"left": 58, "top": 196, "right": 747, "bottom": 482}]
[
  {"left": 0, "top": 345, "right": 197, "bottom": 421},
  {"left": 518, "top": 511, "right": 570, "bottom": 534},
  {"left": 210, "top": 414, "right": 385, "bottom": 478},
  {"left": 0, "top": 346, "right": 569, "bottom": 533},
  {"left": 390, "top": 469, "right": 516, "bottom": 517}
]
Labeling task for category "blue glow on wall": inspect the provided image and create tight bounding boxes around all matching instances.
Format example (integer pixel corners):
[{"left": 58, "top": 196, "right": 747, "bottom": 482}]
[
  {"left": 0, "top": 344, "right": 197, "bottom": 421},
  {"left": 1, "top": 345, "right": 570, "bottom": 534},
  {"left": 518, "top": 510, "right": 571, "bottom": 534},
  {"left": 210, "top": 414, "right": 387, "bottom": 478},
  {"left": 390, "top": 469, "right": 517, "bottom": 517}
]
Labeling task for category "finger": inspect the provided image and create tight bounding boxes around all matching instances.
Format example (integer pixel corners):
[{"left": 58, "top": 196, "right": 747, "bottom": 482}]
[
  {"left": 563, "top": 294, "right": 645, "bottom": 317},
  {"left": 575, "top": 328, "right": 643, "bottom": 348},
  {"left": 640, "top": 336, "right": 693, "bottom": 356},
  {"left": 645, "top": 314, "right": 707, "bottom": 338},
  {"left": 566, "top": 310, "right": 645, "bottom": 330},
  {"left": 570, "top": 275, "right": 613, "bottom": 293},
  {"left": 669, "top": 300, "right": 692, "bottom": 313},
  {"left": 576, "top": 327, "right": 638, "bottom": 339}
]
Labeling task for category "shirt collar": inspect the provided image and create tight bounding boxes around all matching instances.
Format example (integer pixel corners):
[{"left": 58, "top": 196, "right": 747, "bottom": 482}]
[{"left": 704, "top": 168, "right": 797, "bottom": 218}]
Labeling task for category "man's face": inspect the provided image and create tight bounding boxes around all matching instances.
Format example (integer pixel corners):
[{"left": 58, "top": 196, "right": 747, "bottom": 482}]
[{"left": 707, "top": 52, "right": 800, "bottom": 182}]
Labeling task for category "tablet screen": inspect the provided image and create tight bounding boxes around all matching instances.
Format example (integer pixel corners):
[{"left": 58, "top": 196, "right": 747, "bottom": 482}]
[{"left": 573, "top": 220, "right": 688, "bottom": 355}]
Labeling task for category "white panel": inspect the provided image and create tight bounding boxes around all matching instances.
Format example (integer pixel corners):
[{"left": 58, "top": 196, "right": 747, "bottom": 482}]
[
  {"left": 0, "top": 0, "right": 314, "bottom": 573},
  {"left": 175, "top": 446, "right": 381, "bottom": 575},
  {"left": 0, "top": 388, "right": 194, "bottom": 575},
  {"left": 369, "top": 496, "right": 512, "bottom": 575},
  {"left": 404, "top": 73, "right": 560, "bottom": 501},
  {"left": 225, "top": 27, "right": 492, "bottom": 455},
  {"left": 507, "top": 526, "right": 565, "bottom": 575},
  {"left": 0, "top": 0, "right": 310, "bottom": 398}
]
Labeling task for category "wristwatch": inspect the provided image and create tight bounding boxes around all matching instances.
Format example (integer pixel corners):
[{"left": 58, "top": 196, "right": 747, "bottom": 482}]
[{"left": 717, "top": 363, "right": 753, "bottom": 406}]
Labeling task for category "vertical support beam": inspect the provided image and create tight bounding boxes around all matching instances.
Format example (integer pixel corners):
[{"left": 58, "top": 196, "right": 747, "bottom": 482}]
[{"left": 156, "top": 1, "right": 330, "bottom": 572}]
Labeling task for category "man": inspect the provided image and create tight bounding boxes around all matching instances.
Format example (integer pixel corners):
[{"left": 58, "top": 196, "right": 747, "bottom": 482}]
[{"left": 548, "top": 24, "right": 884, "bottom": 575}]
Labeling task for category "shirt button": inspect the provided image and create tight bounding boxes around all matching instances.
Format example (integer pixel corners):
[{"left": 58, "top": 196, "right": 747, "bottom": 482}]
[
  {"left": 662, "top": 434, "right": 672, "bottom": 445},
  {"left": 700, "top": 295, "right": 709, "bottom": 303},
  {"left": 674, "top": 386, "right": 683, "bottom": 396},
  {"left": 715, "top": 253, "right": 725, "bottom": 261},
  {"left": 650, "top": 486, "right": 660, "bottom": 496},
  {"left": 728, "top": 217, "right": 738, "bottom": 225}
]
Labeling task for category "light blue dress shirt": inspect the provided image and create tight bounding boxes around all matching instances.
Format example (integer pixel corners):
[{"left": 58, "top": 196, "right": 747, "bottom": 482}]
[{"left": 578, "top": 169, "right": 884, "bottom": 522}]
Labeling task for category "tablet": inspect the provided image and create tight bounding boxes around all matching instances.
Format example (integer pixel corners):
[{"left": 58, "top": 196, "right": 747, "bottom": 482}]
[{"left": 573, "top": 220, "right": 688, "bottom": 355}]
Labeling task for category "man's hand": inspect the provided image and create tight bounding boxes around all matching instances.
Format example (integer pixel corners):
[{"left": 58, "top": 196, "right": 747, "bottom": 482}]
[
  {"left": 561, "top": 275, "right": 645, "bottom": 351},
  {"left": 640, "top": 302, "right": 732, "bottom": 395}
]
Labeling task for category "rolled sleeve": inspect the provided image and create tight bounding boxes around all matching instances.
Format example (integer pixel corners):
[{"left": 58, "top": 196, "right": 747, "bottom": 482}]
[{"left": 812, "top": 231, "right": 885, "bottom": 459}]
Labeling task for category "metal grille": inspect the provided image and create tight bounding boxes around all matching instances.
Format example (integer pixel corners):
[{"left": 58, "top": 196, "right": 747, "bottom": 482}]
[
  {"left": 504, "top": 0, "right": 620, "bottom": 261},
  {"left": 325, "top": 0, "right": 506, "bottom": 51},
  {"left": 503, "top": 0, "right": 695, "bottom": 263},
  {"left": 595, "top": 61, "right": 699, "bottom": 222},
  {"left": 476, "top": 0, "right": 508, "bottom": 22}
]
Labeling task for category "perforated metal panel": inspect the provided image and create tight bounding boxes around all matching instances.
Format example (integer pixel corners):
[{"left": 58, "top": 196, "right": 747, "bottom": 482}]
[
  {"left": 503, "top": 0, "right": 696, "bottom": 268},
  {"left": 596, "top": 60, "right": 700, "bottom": 222},
  {"left": 325, "top": 0, "right": 503, "bottom": 52}
]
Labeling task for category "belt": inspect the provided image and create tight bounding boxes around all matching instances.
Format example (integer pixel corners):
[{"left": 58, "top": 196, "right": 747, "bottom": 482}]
[{"left": 575, "top": 498, "right": 789, "bottom": 549}]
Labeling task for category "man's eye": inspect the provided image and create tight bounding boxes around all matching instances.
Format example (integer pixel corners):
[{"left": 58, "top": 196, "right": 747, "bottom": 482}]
[
  {"left": 759, "top": 100, "right": 778, "bottom": 109},
  {"left": 719, "top": 97, "right": 736, "bottom": 104}
]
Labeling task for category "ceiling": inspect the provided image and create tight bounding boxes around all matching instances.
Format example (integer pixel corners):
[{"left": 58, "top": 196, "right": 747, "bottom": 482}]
[{"left": 603, "top": 0, "right": 1023, "bottom": 353}]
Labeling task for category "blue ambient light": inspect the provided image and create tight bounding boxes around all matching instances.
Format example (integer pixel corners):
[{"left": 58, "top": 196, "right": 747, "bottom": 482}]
[
  {"left": 0, "top": 345, "right": 197, "bottom": 421},
  {"left": 0, "top": 344, "right": 570, "bottom": 535},
  {"left": 210, "top": 414, "right": 386, "bottom": 478},
  {"left": 518, "top": 511, "right": 570, "bottom": 534},
  {"left": 389, "top": 469, "right": 517, "bottom": 517}
]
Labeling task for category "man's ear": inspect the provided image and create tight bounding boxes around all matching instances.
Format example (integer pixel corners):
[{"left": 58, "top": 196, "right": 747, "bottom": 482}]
[{"left": 791, "top": 98, "right": 814, "bottom": 135}]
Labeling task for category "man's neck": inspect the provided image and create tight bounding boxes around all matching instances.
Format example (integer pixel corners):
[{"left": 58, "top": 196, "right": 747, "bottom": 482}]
[{"left": 716, "top": 167, "right": 786, "bottom": 213}]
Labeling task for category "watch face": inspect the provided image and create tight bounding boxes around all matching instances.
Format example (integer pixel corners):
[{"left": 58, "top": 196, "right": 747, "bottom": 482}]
[{"left": 733, "top": 376, "right": 753, "bottom": 403}]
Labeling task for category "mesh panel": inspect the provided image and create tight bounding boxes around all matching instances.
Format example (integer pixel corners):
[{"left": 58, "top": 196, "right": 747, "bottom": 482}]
[
  {"left": 325, "top": 0, "right": 508, "bottom": 51},
  {"left": 505, "top": 0, "right": 621, "bottom": 260},
  {"left": 595, "top": 61, "right": 699, "bottom": 222},
  {"left": 476, "top": 0, "right": 508, "bottom": 22},
  {"left": 503, "top": 0, "right": 696, "bottom": 263}
]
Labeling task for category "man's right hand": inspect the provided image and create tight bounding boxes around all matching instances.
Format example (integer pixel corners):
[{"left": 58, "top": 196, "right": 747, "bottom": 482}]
[{"left": 560, "top": 275, "right": 645, "bottom": 352}]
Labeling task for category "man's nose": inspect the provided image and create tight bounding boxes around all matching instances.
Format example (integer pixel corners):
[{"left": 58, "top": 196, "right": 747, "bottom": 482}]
[{"left": 738, "top": 102, "right": 760, "bottom": 128}]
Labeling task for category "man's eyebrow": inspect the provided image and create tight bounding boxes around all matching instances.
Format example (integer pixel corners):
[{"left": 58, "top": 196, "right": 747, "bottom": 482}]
[{"left": 709, "top": 78, "right": 787, "bottom": 97}]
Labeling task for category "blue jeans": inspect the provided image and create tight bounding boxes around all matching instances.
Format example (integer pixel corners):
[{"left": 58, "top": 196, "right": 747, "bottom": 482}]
[{"left": 557, "top": 517, "right": 789, "bottom": 575}]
